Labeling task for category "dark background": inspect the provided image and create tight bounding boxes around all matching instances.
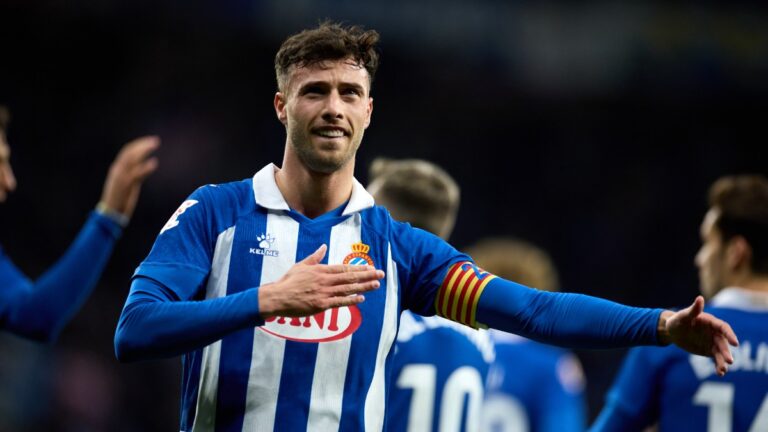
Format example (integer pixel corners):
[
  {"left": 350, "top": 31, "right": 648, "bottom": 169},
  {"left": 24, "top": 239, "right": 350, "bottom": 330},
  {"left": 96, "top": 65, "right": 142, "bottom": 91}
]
[{"left": 1, "top": 1, "right": 767, "bottom": 430}]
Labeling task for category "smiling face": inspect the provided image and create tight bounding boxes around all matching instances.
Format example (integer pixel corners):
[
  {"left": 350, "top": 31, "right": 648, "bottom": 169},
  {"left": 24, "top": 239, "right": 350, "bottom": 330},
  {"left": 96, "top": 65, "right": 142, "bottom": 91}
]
[{"left": 274, "top": 58, "right": 373, "bottom": 174}]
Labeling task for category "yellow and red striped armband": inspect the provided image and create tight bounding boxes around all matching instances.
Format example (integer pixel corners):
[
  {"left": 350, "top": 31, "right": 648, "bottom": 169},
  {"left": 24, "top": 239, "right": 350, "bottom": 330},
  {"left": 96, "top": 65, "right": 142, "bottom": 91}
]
[{"left": 435, "top": 261, "right": 497, "bottom": 329}]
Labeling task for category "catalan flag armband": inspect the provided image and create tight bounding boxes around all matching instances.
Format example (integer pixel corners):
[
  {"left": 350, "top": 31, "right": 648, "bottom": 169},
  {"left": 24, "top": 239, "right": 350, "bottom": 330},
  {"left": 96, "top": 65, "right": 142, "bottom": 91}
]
[{"left": 435, "top": 261, "right": 497, "bottom": 329}]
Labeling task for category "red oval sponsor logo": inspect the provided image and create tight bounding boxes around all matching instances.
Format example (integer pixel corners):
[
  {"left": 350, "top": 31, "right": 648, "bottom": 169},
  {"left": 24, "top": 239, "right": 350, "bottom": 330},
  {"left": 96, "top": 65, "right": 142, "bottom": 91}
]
[{"left": 260, "top": 305, "right": 362, "bottom": 343}]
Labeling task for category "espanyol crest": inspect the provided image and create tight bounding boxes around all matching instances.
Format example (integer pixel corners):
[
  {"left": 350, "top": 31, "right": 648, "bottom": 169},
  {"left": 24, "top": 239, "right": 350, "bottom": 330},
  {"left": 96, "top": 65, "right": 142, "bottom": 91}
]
[{"left": 343, "top": 242, "right": 374, "bottom": 266}]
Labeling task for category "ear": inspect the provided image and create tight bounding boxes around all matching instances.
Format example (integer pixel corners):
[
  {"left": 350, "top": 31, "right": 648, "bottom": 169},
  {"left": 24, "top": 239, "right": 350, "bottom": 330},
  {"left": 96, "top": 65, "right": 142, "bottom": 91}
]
[
  {"left": 274, "top": 92, "right": 288, "bottom": 125},
  {"left": 726, "top": 236, "right": 752, "bottom": 271},
  {"left": 364, "top": 97, "right": 373, "bottom": 129}
]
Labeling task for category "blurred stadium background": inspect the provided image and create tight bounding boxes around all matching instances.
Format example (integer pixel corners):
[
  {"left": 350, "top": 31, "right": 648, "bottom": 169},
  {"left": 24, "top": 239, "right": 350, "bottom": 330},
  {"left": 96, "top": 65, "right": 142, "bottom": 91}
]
[{"left": 1, "top": 1, "right": 767, "bottom": 430}]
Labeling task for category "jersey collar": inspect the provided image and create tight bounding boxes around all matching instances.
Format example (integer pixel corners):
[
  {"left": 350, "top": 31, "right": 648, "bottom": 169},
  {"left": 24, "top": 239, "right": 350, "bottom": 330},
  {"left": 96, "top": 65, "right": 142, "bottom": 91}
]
[
  {"left": 252, "top": 163, "right": 375, "bottom": 216},
  {"left": 710, "top": 287, "right": 768, "bottom": 312}
]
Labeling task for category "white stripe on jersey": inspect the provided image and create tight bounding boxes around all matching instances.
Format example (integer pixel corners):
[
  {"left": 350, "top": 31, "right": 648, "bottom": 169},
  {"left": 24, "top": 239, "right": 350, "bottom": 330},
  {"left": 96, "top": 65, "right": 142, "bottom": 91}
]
[
  {"left": 192, "top": 226, "right": 236, "bottom": 431},
  {"left": 306, "top": 214, "right": 362, "bottom": 431},
  {"left": 364, "top": 244, "right": 399, "bottom": 432},
  {"left": 241, "top": 212, "right": 300, "bottom": 432}
]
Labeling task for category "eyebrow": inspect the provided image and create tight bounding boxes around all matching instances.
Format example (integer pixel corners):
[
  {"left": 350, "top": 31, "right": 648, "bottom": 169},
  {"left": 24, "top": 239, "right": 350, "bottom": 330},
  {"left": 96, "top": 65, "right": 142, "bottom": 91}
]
[{"left": 297, "top": 81, "right": 367, "bottom": 94}]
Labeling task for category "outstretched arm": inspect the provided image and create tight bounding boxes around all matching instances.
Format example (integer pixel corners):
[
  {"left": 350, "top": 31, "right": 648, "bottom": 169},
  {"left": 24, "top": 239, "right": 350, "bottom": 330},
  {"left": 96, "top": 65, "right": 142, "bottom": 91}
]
[
  {"left": 436, "top": 262, "right": 737, "bottom": 374},
  {"left": 0, "top": 136, "right": 158, "bottom": 341},
  {"left": 115, "top": 245, "right": 384, "bottom": 361}
]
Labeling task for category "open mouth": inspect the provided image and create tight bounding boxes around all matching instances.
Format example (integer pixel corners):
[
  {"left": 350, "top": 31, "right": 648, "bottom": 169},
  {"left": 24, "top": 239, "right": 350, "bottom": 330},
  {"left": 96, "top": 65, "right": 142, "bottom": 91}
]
[{"left": 313, "top": 127, "right": 348, "bottom": 138}]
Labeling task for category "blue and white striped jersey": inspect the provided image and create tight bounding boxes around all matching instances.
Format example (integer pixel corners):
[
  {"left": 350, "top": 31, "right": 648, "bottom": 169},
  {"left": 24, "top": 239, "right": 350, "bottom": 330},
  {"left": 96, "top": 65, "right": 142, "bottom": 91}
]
[
  {"left": 482, "top": 330, "right": 586, "bottom": 432},
  {"left": 387, "top": 311, "right": 494, "bottom": 432},
  {"left": 592, "top": 288, "right": 768, "bottom": 432},
  {"left": 134, "top": 164, "right": 469, "bottom": 432}
]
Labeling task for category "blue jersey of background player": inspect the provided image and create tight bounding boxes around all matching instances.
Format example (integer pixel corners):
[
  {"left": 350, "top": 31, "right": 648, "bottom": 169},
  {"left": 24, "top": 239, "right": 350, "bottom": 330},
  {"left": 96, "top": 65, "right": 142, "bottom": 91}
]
[
  {"left": 391, "top": 311, "right": 495, "bottom": 432},
  {"left": 368, "top": 158, "right": 496, "bottom": 432},
  {"left": 592, "top": 175, "right": 768, "bottom": 432},
  {"left": 0, "top": 105, "right": 158, "bottom": 341},
  {"left": 467, "top": 238, "right": 587, "bottom": 432}
]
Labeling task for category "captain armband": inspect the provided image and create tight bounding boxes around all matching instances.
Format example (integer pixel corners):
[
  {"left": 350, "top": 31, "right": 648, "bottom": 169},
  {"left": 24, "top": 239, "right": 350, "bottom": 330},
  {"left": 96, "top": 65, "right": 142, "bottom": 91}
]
[{"left": 435, "top": 261, "right": 497, "bottom": 329}]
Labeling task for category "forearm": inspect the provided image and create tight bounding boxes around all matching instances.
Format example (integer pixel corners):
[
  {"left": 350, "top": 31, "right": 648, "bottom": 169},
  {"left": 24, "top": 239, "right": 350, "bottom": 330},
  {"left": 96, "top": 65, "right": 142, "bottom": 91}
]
[
  {"left": 4, "top": 211, "right": 121, "bottom": 341},
  {"left": 476, "top": 278, "right": 664, "bottom": 349},
  {"left": 114, "top": 277, "right": 264, "bottom": 362}
]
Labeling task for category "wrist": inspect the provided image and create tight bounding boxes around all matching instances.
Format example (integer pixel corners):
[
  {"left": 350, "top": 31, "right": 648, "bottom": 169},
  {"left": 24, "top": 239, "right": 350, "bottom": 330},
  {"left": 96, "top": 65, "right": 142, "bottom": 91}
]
[
  {"left": 96, "top": 201, "right": 130, "bottom": 228},
  {"left": 257, "top": 283, "right": 276, "bottom": 320},
  {"left": 657, "top": 310, "right": 673, "bottom": 346}
]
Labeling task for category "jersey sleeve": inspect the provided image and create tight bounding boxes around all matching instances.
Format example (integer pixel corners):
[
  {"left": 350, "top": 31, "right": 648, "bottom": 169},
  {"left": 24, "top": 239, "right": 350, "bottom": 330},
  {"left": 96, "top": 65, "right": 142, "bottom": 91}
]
[
  {"left": 0, "top": 212, "right": 121, "bottom": 341},
  {"left": 389, "top": 223, "right": 471, "bottom": 317},
  {"left": 133, "top": 186, "right": 218, "bottom": 301},
  {"left": 475, "top": 277, "right": 663, "bottom": 347},
  {"left": 590, "top": 347, "right": 665, "bottom": 431}
]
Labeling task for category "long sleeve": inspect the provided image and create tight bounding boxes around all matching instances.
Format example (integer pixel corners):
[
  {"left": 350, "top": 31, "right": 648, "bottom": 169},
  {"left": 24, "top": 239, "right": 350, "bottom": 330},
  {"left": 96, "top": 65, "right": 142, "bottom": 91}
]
[
  {"left": 0, "top": 211, "right": 122, "bottom": 342},
  {"left": 589, "top": 347, "right": 662, "bottom": 432},
  {"left": 114, "top": 276, "right": 265, "bottom": 362},
  {"left": 476, "top": 277, "right": 663, "bottom": 349}
]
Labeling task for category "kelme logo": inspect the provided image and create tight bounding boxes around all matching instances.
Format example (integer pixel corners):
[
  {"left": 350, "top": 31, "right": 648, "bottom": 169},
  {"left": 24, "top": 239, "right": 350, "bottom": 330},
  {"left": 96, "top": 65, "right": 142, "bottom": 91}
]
[{"left": 260, "top": 305, "right": 362, "bottom": 343}]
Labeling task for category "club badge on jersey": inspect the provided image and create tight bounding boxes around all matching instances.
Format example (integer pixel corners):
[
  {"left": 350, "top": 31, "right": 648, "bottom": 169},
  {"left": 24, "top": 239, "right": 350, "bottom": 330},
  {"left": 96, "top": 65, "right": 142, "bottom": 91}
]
[{"left": 343, "top": 242, "right": 375, "bottom": 266}]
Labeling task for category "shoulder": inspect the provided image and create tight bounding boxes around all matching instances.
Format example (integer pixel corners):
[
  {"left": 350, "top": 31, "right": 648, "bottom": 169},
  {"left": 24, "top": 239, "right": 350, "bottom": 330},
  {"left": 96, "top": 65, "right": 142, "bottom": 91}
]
[
  {"left": 191, "top": 178, "right": 253, "bottom": 207},
  {"left": 160, "top": 178, "right": 254, "bottom": 237},
  {"left": 399, "top": 312, "right": 495, "bottom": 363}
]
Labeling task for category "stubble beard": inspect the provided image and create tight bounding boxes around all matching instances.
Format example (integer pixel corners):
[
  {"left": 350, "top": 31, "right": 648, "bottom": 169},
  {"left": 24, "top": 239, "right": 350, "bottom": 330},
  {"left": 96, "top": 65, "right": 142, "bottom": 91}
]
[{"left": 291, "top": 130, "right": 362, "bottom": 174}]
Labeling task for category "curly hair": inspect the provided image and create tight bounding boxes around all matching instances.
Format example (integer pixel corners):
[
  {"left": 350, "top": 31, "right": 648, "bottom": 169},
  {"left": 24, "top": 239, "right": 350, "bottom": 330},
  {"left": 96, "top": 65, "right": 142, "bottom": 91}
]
[{"left": 275, "top": 21, "right": 380, "bottom": 92}]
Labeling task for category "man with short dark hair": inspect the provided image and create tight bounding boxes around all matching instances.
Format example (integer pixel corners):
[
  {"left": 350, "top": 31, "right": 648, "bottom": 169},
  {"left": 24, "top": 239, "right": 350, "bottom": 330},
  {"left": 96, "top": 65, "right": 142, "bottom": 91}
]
[
  {"left": 115, "top": 22, "right": 738, "bottom": 432},
  {"left": 591, "top": 175, "right": 768, "bottom": 432}
]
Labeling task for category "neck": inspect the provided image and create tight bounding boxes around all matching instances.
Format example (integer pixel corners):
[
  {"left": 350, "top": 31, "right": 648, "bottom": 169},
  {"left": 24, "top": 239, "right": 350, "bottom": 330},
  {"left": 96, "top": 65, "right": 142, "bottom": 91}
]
[
  {"left": 275, "top": 146, "right": 355, "bottom": 219},
  {"left": 726, "top": 271, "right": 768, "bottom": 294}
]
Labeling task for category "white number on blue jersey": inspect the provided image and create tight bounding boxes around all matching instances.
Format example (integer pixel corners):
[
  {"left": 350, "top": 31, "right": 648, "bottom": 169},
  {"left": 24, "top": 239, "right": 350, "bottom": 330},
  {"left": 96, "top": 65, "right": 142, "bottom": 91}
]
[
  {"left": 693, "top": 382, "right": 768, "bottom": 432},
  {"left": 396, "top": 364, "right": 484, "bottom": 432}
]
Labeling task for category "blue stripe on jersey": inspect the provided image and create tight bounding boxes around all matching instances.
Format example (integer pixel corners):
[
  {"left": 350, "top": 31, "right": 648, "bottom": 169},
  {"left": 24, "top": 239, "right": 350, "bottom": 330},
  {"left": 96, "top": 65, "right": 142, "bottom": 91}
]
[
  {"left": 274, "top": 225, "right": 331, "bottom": 430},
  {"left": 338, "top": 227, "right": 389, "bottom": 432},
  {"left": 180, "top": 349, "right": 203, "bottom": 430},
  {"left": 214, "top": 212, "right": 267, "bottom": 431}
]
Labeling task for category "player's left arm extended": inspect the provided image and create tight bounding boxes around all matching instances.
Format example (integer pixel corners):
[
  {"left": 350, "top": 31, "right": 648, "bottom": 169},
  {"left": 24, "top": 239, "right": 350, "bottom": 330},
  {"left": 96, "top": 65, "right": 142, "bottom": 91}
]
[
  {"left": 436, "top": 262, "right": 737, "bottom": 375},
  {"left": 0, "top": 212, "right": 121, "bottom": 342}
]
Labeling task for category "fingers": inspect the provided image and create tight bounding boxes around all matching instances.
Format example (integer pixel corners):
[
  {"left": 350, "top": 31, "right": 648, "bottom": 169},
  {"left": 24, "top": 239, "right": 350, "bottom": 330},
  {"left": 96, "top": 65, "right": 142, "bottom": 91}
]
[
  {"left": 133, "top": 156, "right": 159, "bottom": 181},
  {"left": 713, "top": 334, "right": 734, "bottom": 365},
  {"left": 712, "top": 348, "right": 728, "bottom": 377},
  {"left": 301, "top": 244, "right": 328, "bottom": 265},
  {"left": 686, "top": 296, "right": 704, "bottom": 319},
  {"left": 326, "top": 267, "right": 385, "bottom": 284},
  {"left": 324, "top": 263, "right": 377, "bottom": 274},
  {"left": 120, "top": 136, "right": 160, "bottom": 163},
  {"left": 720, "top": 321, "right": 739, "bottom": 347},
  {"left": 323, "top": 294, "right": 367, "bottom": 309}
]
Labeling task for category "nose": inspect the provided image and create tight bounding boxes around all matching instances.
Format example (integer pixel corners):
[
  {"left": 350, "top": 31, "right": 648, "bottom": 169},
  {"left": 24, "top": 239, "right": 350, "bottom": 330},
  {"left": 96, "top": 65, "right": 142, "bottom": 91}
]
[
  {"left": 694, "top": 247, "right": 704, "bottom": 268},
  {"left": 321, "top": 91, "right": 344, "bottom": 122},
  {"left": 0, "top": 164, "right": 15, "bottom": 202}
]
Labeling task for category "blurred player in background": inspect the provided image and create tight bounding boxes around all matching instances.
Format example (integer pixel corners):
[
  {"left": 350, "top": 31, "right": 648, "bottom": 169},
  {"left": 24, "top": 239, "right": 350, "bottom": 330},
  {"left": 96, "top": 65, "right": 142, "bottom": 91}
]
[
  {"left": 467, "top": 238, "right": 587, "bottom": 432},
  {"left": 0, "top": 104, "right": 159, "bottom": 341},
  {"left": 367, "top": 157, "right": 495, "bottom": 432},
  {"left": 114, "top": 22, "right": 738, "bottom": 431},
  {"left": 591, "top": 174, "right": 768, "bottom": 432}
]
